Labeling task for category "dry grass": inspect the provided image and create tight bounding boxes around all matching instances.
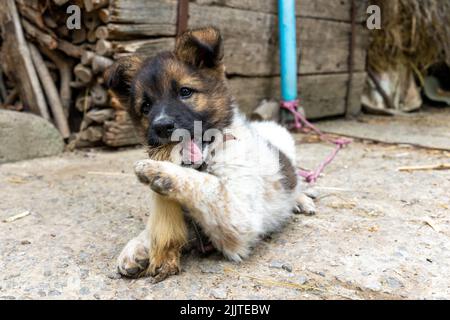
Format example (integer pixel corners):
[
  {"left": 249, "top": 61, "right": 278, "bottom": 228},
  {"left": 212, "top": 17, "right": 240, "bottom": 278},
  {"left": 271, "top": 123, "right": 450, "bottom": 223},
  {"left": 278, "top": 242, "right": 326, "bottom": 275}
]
[{"left": 369, "top": 0, "right": 450, "bottom": 81}]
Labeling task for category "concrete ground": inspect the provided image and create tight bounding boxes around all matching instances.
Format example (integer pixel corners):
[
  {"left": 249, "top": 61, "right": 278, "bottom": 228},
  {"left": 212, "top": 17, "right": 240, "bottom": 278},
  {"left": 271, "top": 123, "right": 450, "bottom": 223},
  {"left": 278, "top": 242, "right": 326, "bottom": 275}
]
[{"left": 0, "top": 115, "right": 449, "bottom": 299}]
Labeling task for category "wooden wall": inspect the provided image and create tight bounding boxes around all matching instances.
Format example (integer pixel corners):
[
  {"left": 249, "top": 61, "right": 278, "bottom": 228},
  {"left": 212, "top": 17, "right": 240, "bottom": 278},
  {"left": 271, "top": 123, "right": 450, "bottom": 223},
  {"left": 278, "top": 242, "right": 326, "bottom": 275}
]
[{"left": 105, "top": 0, "right": 369, "bottom": 119}]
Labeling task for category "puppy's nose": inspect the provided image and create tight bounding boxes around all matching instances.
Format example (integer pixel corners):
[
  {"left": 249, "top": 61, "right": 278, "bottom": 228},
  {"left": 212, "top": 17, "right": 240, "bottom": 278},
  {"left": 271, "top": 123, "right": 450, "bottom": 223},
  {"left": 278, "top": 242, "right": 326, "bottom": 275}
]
[{"left": 153, "top": 118, "right": 175, "bottom": 139}]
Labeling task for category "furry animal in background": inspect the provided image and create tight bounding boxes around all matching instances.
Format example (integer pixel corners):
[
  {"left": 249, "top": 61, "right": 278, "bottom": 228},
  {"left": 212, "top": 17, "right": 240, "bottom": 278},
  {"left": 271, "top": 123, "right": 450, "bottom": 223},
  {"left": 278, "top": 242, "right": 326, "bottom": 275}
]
[{"left": 105, "top": 26, "right": 315, "bottom": 282}]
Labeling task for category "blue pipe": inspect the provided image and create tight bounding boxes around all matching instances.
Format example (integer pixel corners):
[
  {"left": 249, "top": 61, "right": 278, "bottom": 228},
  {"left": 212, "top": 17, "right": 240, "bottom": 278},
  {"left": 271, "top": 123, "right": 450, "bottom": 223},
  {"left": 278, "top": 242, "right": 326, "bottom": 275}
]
[{"left": 278, "top": 0, "right": 297, "bottom": 102}]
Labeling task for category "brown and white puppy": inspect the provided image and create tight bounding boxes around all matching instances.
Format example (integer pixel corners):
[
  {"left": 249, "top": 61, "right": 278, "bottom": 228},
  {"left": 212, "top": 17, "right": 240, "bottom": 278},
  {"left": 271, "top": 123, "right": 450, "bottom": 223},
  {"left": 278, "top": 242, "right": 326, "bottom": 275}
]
[{"left": 105, "top": 27, "right": 315, "bottom": 282}]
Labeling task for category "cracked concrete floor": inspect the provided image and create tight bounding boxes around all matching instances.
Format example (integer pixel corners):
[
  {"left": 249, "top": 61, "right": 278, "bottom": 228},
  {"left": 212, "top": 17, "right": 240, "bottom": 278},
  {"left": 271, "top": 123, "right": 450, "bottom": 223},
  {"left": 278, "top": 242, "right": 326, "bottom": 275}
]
[{"left": 0, "top": 135, "right": 449, "bottom": 300}]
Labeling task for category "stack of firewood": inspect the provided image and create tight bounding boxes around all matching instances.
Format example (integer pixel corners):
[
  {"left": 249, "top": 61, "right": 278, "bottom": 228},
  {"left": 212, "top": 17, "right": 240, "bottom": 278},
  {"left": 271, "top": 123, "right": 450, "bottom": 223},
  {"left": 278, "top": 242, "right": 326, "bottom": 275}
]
[{"left": 0, "top": 0, "right": 177, "bottom": 148}]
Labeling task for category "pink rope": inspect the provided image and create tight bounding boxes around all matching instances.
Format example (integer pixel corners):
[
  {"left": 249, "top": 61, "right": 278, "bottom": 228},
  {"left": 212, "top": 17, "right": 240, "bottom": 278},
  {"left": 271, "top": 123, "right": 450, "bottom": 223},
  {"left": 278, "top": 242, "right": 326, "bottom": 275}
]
[{"left": 281, "top": 100, "right": 352, "bottom": 183}]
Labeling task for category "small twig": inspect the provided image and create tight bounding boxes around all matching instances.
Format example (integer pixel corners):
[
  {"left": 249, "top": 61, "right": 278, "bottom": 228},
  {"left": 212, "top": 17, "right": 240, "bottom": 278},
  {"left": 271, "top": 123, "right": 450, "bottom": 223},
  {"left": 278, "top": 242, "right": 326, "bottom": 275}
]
[
  {"left": 3, "top": 210, "right": 31, "bottom": 223},
  {"left": 398, "top": 163, "right": 450, "bottom": 172}
]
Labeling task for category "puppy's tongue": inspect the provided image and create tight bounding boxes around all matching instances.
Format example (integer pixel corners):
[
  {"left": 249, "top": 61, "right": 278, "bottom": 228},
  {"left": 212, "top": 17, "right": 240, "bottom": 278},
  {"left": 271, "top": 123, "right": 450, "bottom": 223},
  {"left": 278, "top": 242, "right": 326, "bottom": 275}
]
[{"left": 188, "top": 139, "right": 203, "bottom": 163}]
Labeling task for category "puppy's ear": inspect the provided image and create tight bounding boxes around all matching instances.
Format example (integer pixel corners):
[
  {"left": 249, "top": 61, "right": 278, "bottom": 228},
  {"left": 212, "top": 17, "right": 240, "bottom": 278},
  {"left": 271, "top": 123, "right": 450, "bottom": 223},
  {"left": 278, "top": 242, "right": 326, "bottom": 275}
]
[
  {"left": 104, "top": 56, "right": 143, "bottom": 104},
  {"left": 175, "top": 26, "right": 224, "bottom": 69}
]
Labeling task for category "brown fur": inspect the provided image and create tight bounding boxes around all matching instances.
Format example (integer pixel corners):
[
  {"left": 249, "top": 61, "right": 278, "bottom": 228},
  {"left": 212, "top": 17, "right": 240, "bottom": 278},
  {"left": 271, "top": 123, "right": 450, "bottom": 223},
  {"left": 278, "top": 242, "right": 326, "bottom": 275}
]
[{"left": 105, "top": 26, "right": 234, "bottom": 281}]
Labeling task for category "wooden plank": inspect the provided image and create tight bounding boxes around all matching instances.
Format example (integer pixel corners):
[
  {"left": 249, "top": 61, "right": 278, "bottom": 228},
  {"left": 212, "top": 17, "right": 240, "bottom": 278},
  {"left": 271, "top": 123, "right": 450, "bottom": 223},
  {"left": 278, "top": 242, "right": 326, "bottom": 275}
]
[
  {"left": 101, "top": 23, "right": 176, "bottom": 39},
  {"left": 108, "top": 0, "right": 177, "bottom": 24},
  {"left": 104, "top": 0, "right": 177, "bottom": 39},
  {"left": 193, "top": 0, "right": 368, "bottom": 21},
  {"left": 189, "top": 4, "right": 368, "bottom": 76},
  {"left": 297, "top": 18, "right": 368, "bottom": 75},
  {"left": 228, "top": 72, "right": 366, "bottom": 119},
  {"left": 0, "top": 0, "right": 49, "bottom": 118},
  {"left": 111, "top": 38, "right": 175, "bottom": 59}
]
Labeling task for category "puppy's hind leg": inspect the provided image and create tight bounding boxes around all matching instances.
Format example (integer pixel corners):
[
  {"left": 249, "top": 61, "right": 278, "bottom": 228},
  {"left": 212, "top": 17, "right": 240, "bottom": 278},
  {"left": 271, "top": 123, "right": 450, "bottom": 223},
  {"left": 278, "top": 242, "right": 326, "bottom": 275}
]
[{"left": 293, "top": 192, "right": 316, "bottom": 215}]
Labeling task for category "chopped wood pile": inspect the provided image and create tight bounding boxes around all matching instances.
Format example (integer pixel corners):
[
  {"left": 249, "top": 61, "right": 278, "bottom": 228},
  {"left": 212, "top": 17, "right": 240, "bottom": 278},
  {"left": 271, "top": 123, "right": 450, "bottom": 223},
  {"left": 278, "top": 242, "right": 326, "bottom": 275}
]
[
  {"left": 0, "top": 0, "right": 370, "bottom": 149},
  {"left": 0, "top": 0, "right": 172, "bottom": 148}
]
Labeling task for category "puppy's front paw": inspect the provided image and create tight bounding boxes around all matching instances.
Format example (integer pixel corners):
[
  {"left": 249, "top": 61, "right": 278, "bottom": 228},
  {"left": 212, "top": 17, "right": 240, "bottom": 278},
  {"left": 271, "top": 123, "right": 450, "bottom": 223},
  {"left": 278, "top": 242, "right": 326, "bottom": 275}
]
[
  {"left": 134, "top": 160, "right": 175, "bottom": 196},
  {"left": 294, "top": 192, "right": 316, "bottom": 215},
  {"left": 147, "top": 248, "right": 181, "bottom": 283},
  {"left": 117, "top": 235, "right": 150, "bottom": 278}
]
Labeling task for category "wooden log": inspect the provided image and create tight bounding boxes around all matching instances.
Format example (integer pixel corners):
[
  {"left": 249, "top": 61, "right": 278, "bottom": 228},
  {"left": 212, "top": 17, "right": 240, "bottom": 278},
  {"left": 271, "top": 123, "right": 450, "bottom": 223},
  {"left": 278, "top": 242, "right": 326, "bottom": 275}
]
[
  {"left": 58, "top": 39, "right": 85, "bottom": 58},
  {"left": 95, "top": 25, "right": 109, "bottom": 39},
  {"left": 16, "top": 2, "right": 46, "bottom": 30},
  {"left": 85, "top": 108, "right": 114, "bottom": 123},
  {"left": 91, "top": 83, "right": 108, "bottom": 106},
  {"left": 87, "top": 29, "right": 97, "bottom": 43},
  {"left": 84, "top": 0, "right": 109, "bottom": 12},
  {"left": 103, "top": 117, "right": 140, "bottom": 147},
  {"left": 92, "top": 55, "right": 113, "bottom": 74},
  {"left": 98, "top": 8, "right": 110, "bottom": 24},
  {"left": 81, "top": 50, "right": 95, "bottom": 65},
  {"left": 84, "top": 11, "right": 100, "bottom": 30},
  {"left": 74, "top": 63, "right": 93, "bottom": 84},
  {"left": 95, "top": 39, "right": 113, "bottom": 56},
  {"left": 71, "top": 28, "right": 87, "bottom": 44},
  {"left": 29, "top": 43, "right": 70, "bottom": 138},
  {"left": 40, "top": 45, "right": 73, "bottom": 117},
  {"left": 43, "top": 12, "right": 58, "bottom": 29},
  {"left": 78, "top": 125, "right": 104, "bottom": 142},
  {"left": 228, "top": 72, "right": 367, "bottom": 119},
  {"left": 75, "top": 94, "right": 93, "bottom": 112},
  {"left": 21, "top": 18, "right": 58, "bottom": 49},
  {"left": 4, "top": 88, "right": 19, "bottom": 106},
  {"left": 0, "top": 0, "right": 49, "bottom": 118}
]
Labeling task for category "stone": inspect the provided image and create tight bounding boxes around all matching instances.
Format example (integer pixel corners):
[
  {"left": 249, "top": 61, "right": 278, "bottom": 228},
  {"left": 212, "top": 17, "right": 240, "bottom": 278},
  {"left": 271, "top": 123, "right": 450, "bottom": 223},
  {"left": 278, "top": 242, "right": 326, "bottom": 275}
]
[
  {"left": 363, "top": 279, "right": 382, "bottom": 292},
  {"left": 0, "top": 110, "right": 64, "bottom": 164},
  {"left": 298, "top": 275, "right": 308, "bottom": 285},
  {"left": 210, "top": 287, "right": 227, "bottom": 299},
  {"left": 385, "top": 276, "right": 404, "bottom": 289}
]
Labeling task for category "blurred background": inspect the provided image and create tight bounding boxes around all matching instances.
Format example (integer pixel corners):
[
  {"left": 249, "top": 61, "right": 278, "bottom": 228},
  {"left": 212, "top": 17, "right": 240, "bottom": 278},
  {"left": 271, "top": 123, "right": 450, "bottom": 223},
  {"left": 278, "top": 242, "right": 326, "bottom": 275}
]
[{"left": 0, "top": 0, "right": 448, "bottom": 160}]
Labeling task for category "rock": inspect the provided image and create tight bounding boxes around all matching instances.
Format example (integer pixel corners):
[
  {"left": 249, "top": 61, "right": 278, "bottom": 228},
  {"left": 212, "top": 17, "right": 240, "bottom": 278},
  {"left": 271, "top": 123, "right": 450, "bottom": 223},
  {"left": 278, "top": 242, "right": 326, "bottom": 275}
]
[
  {"left": 210, "top": 287, "right": 227, "bottom": 299},
  {"left": 0, "top": 110, "right": 64, "bottom": 164},
  {"left": 199, "top": 263, "right": 223, "bottom": 274},
  {"left": 107, "top": 272, "right": 122, "bottom": 280},
  {"left": 385, "top": 276, "right": 404, "bottom": 289},
  {"left": 282, "top": 264, "right": 293, "bottom": 272},
  {"left": 298, "top": 275, "right": 308, "bottom": 285},
  {"left": 80, "top": 287, "right": 90, "bottom": 295},
  {"left": 362, "top": 279, "right": 382, "bottom": 292},
  {"left": 269, "top": 260, "right": 293, "bottom": 272},
  {"left": 269, "top": 260, "right": 284, "bottom": 269}
]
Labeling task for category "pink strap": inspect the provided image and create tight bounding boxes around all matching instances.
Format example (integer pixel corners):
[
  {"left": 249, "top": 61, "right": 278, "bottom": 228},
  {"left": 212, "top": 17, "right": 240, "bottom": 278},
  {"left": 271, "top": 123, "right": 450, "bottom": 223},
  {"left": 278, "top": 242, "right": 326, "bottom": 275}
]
[{"left": 281, "top": 100, "right": 351, "bottom": 183}]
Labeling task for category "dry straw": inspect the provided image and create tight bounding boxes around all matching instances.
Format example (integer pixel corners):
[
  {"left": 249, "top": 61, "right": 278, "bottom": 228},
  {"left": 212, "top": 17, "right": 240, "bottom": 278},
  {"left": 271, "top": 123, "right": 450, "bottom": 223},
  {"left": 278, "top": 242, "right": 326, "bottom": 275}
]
[{"left": 369, "top": 0, "right": 450, "bottom": 80}]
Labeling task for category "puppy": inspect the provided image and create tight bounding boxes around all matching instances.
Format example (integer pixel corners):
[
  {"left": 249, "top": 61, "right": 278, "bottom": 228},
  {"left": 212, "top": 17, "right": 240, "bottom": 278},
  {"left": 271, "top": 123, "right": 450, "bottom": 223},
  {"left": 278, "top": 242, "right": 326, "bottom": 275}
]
[{"left": 105, "top": 27, "right": 315, "bottom": 282}]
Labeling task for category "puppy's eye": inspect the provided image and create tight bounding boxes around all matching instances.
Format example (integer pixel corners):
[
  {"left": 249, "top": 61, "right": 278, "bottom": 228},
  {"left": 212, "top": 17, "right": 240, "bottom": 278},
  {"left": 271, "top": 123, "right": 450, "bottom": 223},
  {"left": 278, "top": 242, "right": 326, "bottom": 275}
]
[
  {"left": 141, "top": 102, "right": 152, "bottom": 115},
  {"left": 179, "top": 87, "right": 193, "bottom": 99}
]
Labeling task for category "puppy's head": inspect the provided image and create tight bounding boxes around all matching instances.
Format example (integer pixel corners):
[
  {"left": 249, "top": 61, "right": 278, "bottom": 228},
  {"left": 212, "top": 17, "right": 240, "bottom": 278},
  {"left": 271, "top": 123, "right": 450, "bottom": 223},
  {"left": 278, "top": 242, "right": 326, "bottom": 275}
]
[{"left": 105, "top": 27, "right": 233, "bottom": 147}]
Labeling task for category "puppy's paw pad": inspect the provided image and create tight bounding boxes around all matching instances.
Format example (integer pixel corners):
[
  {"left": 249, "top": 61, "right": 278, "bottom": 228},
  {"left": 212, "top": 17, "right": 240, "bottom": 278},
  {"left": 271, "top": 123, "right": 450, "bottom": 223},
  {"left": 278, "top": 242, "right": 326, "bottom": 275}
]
[
  {"left": 150, "top": 175, "right": 173, "bottom": 195},
  {"left": 134, "top": 160, "right": 156, "bottom": 184}
]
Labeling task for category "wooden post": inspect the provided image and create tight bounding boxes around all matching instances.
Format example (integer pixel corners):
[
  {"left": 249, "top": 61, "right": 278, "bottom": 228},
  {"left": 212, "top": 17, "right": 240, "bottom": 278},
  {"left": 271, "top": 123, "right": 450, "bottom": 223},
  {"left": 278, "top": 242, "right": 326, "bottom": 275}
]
[
  {"left": 0, "top": 0, "right": 49, "bottom": 119},
  {"left": 29, "top": 43, "right": 71, "bottom": 138}
]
